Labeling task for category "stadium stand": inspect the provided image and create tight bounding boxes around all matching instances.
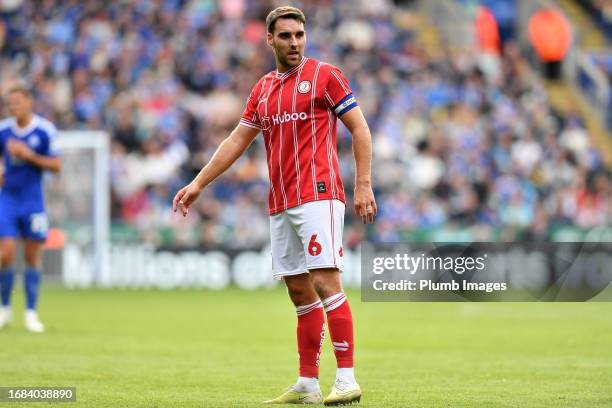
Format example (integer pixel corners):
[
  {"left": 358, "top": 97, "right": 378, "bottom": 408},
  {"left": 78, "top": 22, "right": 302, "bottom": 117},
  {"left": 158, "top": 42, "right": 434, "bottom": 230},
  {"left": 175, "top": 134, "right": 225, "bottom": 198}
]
[{"left": 0, "top": 0, "right": 610, "bottom": 248}]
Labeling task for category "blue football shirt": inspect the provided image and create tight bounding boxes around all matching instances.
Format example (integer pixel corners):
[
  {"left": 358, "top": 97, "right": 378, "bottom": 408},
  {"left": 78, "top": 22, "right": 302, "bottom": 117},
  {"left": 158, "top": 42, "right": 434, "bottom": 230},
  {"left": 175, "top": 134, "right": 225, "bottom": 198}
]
[{"left": 0, "top": 114, "right": 60, "bottom": 203}]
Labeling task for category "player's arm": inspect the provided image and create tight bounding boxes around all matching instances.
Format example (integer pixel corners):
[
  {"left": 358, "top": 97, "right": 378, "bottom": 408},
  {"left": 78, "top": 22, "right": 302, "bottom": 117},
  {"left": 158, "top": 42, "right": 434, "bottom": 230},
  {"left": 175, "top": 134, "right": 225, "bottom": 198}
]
[
  {"left": 6, "top": 139, "right": 61, "bottom": 173},
  {"left": 28, "top": 154, "right": 61, "bottom": 174},
  {"left": 340, "top": 106, "right": 377, "bottom": 224},
  {"left": 173, "top": 124, "right": 259, "bottom": 216}
]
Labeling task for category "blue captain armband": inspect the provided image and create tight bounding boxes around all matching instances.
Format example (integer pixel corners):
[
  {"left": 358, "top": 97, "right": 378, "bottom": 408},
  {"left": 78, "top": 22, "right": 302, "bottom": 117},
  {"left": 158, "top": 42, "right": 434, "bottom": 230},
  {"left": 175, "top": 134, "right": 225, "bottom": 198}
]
[{"left": 333, "top": 94, "right": 358, "bottom": 118}]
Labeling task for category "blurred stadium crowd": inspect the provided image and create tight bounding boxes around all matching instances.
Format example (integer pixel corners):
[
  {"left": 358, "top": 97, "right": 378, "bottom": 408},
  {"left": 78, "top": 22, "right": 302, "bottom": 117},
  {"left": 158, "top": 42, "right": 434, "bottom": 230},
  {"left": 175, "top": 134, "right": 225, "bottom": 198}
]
[{"left": 0, "top": 0, "right": 610, "bottom": 249}]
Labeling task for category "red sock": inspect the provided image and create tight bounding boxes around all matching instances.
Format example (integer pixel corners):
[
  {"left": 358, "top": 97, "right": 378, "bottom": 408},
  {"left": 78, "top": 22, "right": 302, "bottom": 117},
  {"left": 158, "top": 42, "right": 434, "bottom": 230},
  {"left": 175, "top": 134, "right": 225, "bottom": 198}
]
[
  {"left": 296, "top": 300, "right": 326, "bottom": 378},
  {"left": 323, "top": 293, "right": 354, "bottom": 368}
]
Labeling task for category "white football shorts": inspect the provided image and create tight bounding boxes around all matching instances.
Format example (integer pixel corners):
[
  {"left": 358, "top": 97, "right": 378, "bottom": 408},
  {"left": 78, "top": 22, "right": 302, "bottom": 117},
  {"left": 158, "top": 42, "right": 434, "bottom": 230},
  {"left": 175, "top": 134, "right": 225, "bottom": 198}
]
[{"left": 269, "top": 199, "right": 345, "bottom": 280}]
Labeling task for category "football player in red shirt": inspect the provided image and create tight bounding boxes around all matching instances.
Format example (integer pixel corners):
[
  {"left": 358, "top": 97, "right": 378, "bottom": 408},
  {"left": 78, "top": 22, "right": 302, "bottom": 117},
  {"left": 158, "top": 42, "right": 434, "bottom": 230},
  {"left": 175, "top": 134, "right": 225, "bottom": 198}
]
[{"left": 173, "top": 6, "right": 376, "bottom": 405}]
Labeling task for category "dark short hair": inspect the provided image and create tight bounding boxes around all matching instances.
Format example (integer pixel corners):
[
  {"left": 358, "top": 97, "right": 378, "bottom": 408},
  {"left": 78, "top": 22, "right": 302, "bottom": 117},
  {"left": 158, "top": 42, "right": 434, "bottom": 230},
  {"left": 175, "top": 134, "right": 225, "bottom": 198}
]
[
  {"left": 5, "top": 82, "right": 32, "bottom": 98},
  {"left": 266, "top": 6, "right": 306, "bottom": 34}
]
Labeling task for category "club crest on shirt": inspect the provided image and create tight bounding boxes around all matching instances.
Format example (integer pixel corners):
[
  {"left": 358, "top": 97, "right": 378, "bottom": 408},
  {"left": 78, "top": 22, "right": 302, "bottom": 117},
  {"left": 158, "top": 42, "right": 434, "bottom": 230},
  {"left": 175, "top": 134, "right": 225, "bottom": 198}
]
[
  {"left": 28, "top": 135, "right": 40, "bottom": 148},
  {"left": 298, "top": 80, "right": 311, "bottom": 94}
]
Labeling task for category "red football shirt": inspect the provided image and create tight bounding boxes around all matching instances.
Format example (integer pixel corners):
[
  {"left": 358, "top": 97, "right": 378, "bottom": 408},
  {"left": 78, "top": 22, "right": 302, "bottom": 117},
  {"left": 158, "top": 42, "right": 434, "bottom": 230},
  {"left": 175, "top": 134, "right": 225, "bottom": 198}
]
[{"left": 240, "top": 57, "right": 358, "bottom": 215}]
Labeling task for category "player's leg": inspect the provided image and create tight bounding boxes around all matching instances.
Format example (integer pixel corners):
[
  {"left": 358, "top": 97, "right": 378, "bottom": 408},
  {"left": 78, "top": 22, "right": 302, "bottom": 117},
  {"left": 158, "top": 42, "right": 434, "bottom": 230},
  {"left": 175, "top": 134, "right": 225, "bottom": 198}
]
[
  {"left": 296, "top": 199, "right": 360, "bottom": 405},
  {"left": 23, "top": 239, "right": 43, "bottom": 310},
  {"left": 311, "top": 269, "right": 360, "bottom": 405},
  {"left": 22, "top": 239, "right": 45, "bottom": 333},
  {"left": 19, "top": 207, "right": 49, "bottom": 333},
  {"left": 311, "top": 268, "right": 354, "bottom": 374},
  {"left": 298, "top": 200, "right": 354, "bottom": 374},
  {"left": 0, "top": 238, "right": 17, "bottom": 328},
  {"left": 0, "top": 239, "right": 17, "bottom": 303},
  {"left": 264, "top": 212, "right": 324, "bottom": 404},
  {"left": 0, "top": 195, "right": 18, "bottom": 328},
  {"left": 285, "top": 272, "right": 325, "bottom": 385}
]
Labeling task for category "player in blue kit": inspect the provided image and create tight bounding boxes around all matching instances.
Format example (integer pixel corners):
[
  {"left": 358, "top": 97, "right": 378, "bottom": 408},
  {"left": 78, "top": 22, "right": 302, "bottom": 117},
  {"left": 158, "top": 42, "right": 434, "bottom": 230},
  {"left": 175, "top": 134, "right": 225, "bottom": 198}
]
[{"left": 0, "top": 83, "right": 61, "bottom": 333}]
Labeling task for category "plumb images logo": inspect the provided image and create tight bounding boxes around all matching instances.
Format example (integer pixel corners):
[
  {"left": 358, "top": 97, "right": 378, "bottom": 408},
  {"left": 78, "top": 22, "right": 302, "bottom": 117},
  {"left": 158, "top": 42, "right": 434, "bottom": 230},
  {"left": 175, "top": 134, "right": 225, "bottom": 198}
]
[{"left": 361, "top": 242, "right": 612, "bottom": 302}]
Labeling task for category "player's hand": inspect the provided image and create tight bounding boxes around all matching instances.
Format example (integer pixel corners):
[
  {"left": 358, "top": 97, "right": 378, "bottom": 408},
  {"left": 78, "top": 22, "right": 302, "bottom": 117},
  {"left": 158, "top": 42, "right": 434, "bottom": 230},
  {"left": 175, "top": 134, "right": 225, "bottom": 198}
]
[
  {"left": 354, "top": 182, "right": 377, "bottom": 224},
  {"left": 7, "top": 139, "right": 34, "bottom": 161},
  {"left": 173, "top": 182, "right": 203, "bottom": 217}
]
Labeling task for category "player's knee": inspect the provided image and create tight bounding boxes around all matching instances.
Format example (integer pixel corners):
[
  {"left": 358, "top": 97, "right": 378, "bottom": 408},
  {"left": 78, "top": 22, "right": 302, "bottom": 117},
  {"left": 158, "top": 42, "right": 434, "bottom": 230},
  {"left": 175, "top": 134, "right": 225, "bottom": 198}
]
[
  {"left": 311, "top": 269, "right": 342, "bottom": 299},
  {"left": 286, "top": 284, "right": 309, "bottom": 304},
  {"left": 313, "top": 282, "right": 337, "bottom": 300},
  {"left": 24, "top": 252, "right": 41, "bottom": 268},
  {"left": 23, "top": 240, "right": 44, "bottom": 268},
  {"left": 285, "top": 275, "right": 317, "bottom": 306},
  {"left": 24, "top": 255, "right": 42, "bottom": 269},
  {"left": 1, "top": 254, "right": 15, "bottom": 268},
  {"left": 0, "top": 243, "right": 16, "bottom": 267}
]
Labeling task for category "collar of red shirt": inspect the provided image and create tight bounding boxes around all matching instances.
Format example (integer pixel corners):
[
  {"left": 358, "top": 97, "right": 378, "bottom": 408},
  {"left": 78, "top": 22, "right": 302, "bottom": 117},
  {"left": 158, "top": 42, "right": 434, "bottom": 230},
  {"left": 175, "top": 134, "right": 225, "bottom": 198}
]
[{"left": 275, "top": 57, "right": 308, "bottom": 79}]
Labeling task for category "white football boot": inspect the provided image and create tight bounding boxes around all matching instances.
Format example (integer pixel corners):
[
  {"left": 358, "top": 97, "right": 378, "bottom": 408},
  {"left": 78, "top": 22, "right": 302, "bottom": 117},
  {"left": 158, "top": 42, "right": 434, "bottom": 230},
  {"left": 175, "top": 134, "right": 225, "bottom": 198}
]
[
  {"left": 324, "top": 379, "right": 361, "bottom": 406},
  {"left": 0, "top": 306, "right": 12, "bottom": 329},
  {"left": 24, "top": 310, "right": 45, "bottom": 333}
]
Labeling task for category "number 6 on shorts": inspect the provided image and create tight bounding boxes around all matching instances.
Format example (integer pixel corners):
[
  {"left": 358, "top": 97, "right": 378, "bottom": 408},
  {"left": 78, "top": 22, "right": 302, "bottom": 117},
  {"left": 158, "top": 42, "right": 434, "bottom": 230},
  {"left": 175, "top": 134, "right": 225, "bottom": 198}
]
[{"left": 308, "top": 234, "right": 322, "bottom": 256}]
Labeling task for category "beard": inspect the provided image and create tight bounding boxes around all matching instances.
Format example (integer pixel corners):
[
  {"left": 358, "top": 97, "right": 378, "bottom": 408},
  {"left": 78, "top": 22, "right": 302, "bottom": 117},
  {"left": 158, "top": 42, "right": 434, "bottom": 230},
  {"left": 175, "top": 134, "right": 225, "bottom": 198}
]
[{"left": 273, "top": 44, "right": 302, "bottom": 69}]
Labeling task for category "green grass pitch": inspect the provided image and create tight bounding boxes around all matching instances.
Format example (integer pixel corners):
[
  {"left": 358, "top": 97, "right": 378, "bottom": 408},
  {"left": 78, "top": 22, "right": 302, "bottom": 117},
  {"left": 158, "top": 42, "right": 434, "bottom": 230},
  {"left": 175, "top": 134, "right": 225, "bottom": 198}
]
[{"left": 0, "top": 286, "right": 611, "bottom": 407}]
